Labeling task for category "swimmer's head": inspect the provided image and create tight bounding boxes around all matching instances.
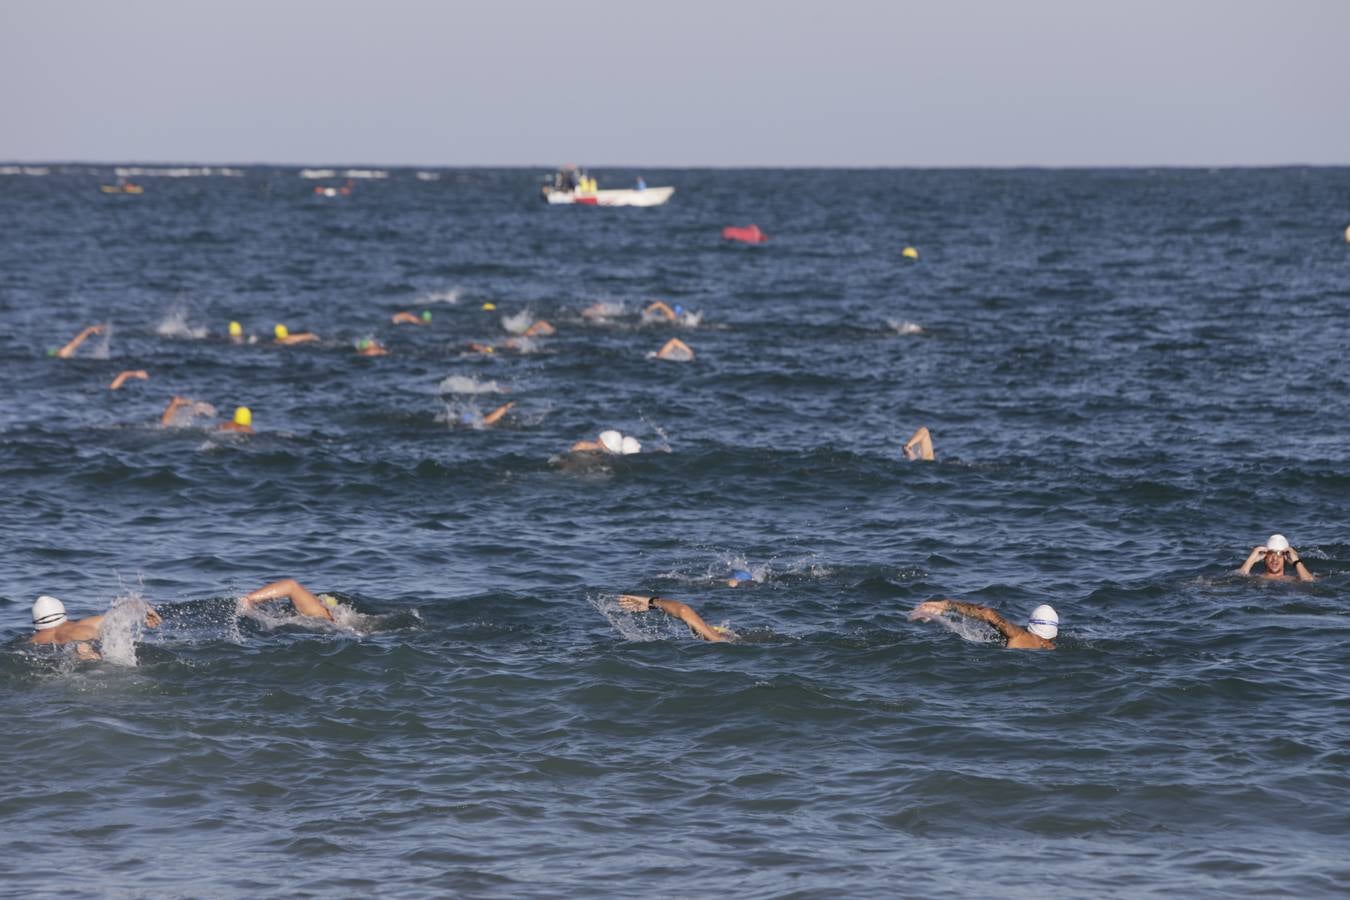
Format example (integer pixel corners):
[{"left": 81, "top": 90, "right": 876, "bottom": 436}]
[
  {"left": 421, "top": 310, "right": 432, "bottom": 322},
  {"left": 1261, "top": 534, "right": 1290, "bottom": 553},
  {"left": 620, "top": 436, "right": 641, "bottom": 455},
  {"left": 459, "top": 410, "right": 476, "bottom": 424},
  {"left": 1027, "top": 604, "right": 1059, "bottom": 640},
  {"left": 320, "top": 594, "right": 338, "bottom": 608},
  {"left": 357, "top": 339, "right": 372, "bottom": 351},
  {"left": 273, "top": 324, "right": 289, "bottom": 340},
  {"left": 673, "top": 304, "right": 685, "bottom": 317},
  {"left": 711, "top": 625, "right": 732, "bottom": 637},
  {"left": 233, "top": 406, "right": 252, "bottom": 427},
  {"left": 482, "top": 302, "right": 496, "bottom": 311},
  {"left": 728, "top": 569, "right": 754, "bottom": 585},
  {"left": 598, "top": 430, "right": 624, "bottom": 454},
  {"left": 32, "top": 595, "right": 67, "bottom": 631},
  {"left": 228, "top": 321, "right": 243, "bottom": 338}
]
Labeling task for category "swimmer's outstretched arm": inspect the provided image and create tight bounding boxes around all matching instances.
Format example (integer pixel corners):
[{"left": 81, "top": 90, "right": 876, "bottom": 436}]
[
  {"left": 522, "top": 320, "right": 555, "bottom": 337},
  {"left": 618, "top": 594, "right": 729, "bottom": 643},
  {"left": 903, "top": 426, "right": 935, "bottom": 461},
  {"left": 391, "top": 311, "right": 424, "bottom": 324},
  {"left": 910, "top": 599, "right": 1018, "bottom": 640},
  {"left": 56, "top": 324, "right": 105, "bottom": 359},
  {"left": 160, "top": 395, "right": 191, "bottom": 426},
  {"left": 644, "top": 300, "right": 676, "bottom": 321},
  {"left": 109, "top": 370, "right": 149, "bottom": 390},
  {"left": 1287, "top": 548, "right": 1315, "bottom": 582},
  {"left": 482, "top": 401, "right": 515, "bottom": 426},
  {"left": 240, "top": 579, "right": 334, "bottom": 621},
  {"left": 656, "top": 338, "right": 693, "bottom": 360}
]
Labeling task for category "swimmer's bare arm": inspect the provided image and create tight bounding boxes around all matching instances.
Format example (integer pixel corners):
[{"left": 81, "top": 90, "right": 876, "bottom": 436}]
[
  {"left": 523, "top": 320, "right": 555, "bottom": 337},
  {"left": 911, "top": 599, "right": 1017, "bottom": 639},
  {"left": 109, "top": 370, "right": 149, "bottom": 390},
  {"left": 1238, "top": 547, "right": 1265, "bottom": 575},
  {"left": 644, "top": 301, "right": 676, "bottom": 321},
  {"left": 903, "top": 426, "right": 935, "bottom": 461},
  {"left": 618, "top": 594, "right": 729, "bottom": 643},
  {"left": 570, "top": 439, "right": 603, "bottom": 452},
  {"left": 482, "top": 401, "right": 515, "bottom": 426},
  {"left": 240, "top": 579, "right": 334, "bottom": 620},
  {"left": 1286, "top": 548, "right": 1315, "bottom": 582},
  {"left": 277, "top": 333, "right": 320, "bottom": 345},
  {"left": 56, "top": 324, "right": 105, "bottom": 359},
  {"left": 160, "top": 396, "right": 191, "bottom": 426},
  {"left": 391, "top": 312, "right": 422, "bottom": 324}
]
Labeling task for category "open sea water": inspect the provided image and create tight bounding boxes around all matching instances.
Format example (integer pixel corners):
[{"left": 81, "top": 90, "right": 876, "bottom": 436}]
[{"left": 1, "top": 165, "right": 1347, "bottom": 897}]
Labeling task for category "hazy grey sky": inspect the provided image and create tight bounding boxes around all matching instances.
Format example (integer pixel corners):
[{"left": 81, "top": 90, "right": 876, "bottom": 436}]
[{"left": 2, "top": 0, "right": 1345, "bottom": 166}]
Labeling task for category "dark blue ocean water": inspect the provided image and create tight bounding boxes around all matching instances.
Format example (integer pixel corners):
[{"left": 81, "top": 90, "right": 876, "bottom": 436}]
[{"left": 1, "top": 165, "right": 1347, "bottom": 897}]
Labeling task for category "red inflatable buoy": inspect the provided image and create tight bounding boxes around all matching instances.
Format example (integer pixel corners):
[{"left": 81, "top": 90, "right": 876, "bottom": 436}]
[{"left": 722, "top": 224, "right": 767, "bottom": 243}]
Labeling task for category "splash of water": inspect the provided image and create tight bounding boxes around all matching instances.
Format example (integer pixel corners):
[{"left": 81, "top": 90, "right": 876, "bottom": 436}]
[
  {"left": 438, "top": 375, "right": 507, "bottom": 395},
  {"left": 156, "top": 306, "right": 209, "bottom": 339},
  {"left": 96, "top": 595, "right": 158, "bottom": 666},
  {"left": 417, "top": 288, "right": 461, "bottom": 305},
  {"left": 501, "top": 310, "right": 533, "bottom": 335}
]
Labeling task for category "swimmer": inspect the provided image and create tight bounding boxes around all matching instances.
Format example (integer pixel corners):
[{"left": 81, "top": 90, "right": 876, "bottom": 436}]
[
  {"left": 273, "top": 324, "right": 319, "bottom": 345},
  {"left": 228, "top": 321, "right": 246, "bottom": 343},
  {"left": 466, "top": 341, "right": 496, "bottom": 355},
  {"left": 356, "top": 338, "right": 388, "bottom": 356},
  {"left": 618, "top": 594, "right": 733, "bottom": 643},
  {"left": 642, "top": 300, "right": 687, "bottom": 323},
  {"left": 28, "top": 594, "right": 162, "bottom": 660},
  {"left": 1239, "top": 534, "right": 1314, "bottom": 582},
  {"left": 109, "top": 370, "right": 149, "bottom": 390},
  {"left": 909, "top": 599, "right": 1057, "bottom": 650},
  {"left": 239, "top": 578, "right": 335, "bottom": 621},
  {"left": 457, "top": 401, "right": 516, "bottom": 428},
  {"left": 53, "top": 323, "right": 105, "bottom": 359},
  {"left": 569, "top": 430, "right": 641, "bottom": 455},
  {"left": 903, "top": 425, "right": 935, "bottom": 461},
  {"left": 391, "top": 311, "right": 432, "bottom": 325},
  {"left": 654, "top": 337, "right": 694, "bottom": 362},
  {"left": 161, "top": 396, "right": 254, "bottom": 433},
  {"left": 521, "top": 320, "right": 555, "bottom": 337},
  {"left": 726, "top": 569, "right": 755, "bottom": 587}
]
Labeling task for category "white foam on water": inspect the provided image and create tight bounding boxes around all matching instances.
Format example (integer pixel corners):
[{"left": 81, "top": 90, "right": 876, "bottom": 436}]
[
  {"left": 933, "top": 614, "right": 1002, "bottom": 644},
  {"left": 91, "top": 323, "right": 113, "bottom": 360},
  {"left": 501, "top": 310, "right": 533, "bottom": 335},
  {"left": 417, "top": 288, "right": 461, "bottom": 305},
  {"left": 887, "top": 319, "right": 924, "bottom": 335},
  {"left": 590, "top": 594, "right": 662, "bottom": 642},
  {"left": 156, "top": 306, "right": 209, "bottom": 339},
  {"left": 438, "top": 374, "right": 507, "bottom": 395}
]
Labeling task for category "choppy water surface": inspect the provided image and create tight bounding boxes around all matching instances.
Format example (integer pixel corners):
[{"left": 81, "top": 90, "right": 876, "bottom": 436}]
[{"left": 1, "top": 166, "right": 1348, "bottom": 897}]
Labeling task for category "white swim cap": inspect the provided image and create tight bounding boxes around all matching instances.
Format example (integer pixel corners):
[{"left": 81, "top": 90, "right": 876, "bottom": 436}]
[
  {"left": 598, "top": 430, "right": 624, "bottom": 454},
  {"left": 620, "top": 436, "right": 642, "bottom": 455},
  {"left": 1262, "top": 534, "right": 1290, "bottom": 553},
  {"left": 32, "top": 595, "right": 67, "bottom": 630},
  {"left": 1027, "top": 604, "right": 1058, "bottom": 640}
]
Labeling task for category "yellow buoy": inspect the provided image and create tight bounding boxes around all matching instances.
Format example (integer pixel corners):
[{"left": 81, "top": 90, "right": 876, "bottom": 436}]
[
  {"left": 482, "top": 302, "right": 496, "bottom": 311},
  {"left": 902, "top": 246, "right": 919, "bottom": 260}
]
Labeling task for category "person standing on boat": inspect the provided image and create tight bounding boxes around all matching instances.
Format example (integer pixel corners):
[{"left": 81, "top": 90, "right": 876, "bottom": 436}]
[{"left": 636, "top": 176, "right": 647, "bottom": 191}]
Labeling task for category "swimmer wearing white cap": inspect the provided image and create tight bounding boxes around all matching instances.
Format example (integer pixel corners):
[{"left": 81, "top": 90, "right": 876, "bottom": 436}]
[
  {"left": 28, "top": 594, "right": 162, "bottom": 659},
  {"left": 569, "top": 430, "right": 642, "bottom": 455},
  {"left": 1239, "top": 534, "right": 1314, "bottom": 582},
  {"left": 909, "top": 599, "right": 1058, "bottom": 650},
  {"left": 618, "top": 594, "right": 733, "bottom": 642}
]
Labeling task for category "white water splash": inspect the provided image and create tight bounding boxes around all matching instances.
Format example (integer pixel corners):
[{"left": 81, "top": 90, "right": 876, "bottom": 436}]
[
  {"left": 156, "top": 306, "right": 209, "bottom": 339},
  {"left": 887, "top": 319, "right": 924, "bottom": 335},
  {"left": 501, "top": 310, "right": 534, "bottom": 335},
  {"left": 438, "top": 374, "right": 508, "bottom": 395},
  {"left": 96, "top": 595, "right": 159, "bottom": 666},
  {"left": 417, "top": 288, "right": 461, "bottom": 305}
]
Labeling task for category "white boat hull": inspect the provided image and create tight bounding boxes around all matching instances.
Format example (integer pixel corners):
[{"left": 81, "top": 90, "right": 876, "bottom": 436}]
[{"left": 543, "top": 186, "right": 674, "bottom": 207}]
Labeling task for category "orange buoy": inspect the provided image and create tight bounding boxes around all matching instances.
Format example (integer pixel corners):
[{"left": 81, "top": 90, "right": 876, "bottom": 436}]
[{"left": 722, "top": 224, "right": 767, "bottom": 243}]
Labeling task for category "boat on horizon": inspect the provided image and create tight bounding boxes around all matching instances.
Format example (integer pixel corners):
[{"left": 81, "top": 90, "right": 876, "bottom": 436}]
[{"left": 540, "top": 165, "right": 673, "bottom": 207}]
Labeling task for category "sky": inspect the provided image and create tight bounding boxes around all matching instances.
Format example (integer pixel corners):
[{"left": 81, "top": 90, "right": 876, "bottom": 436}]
[{"left": 2, "top": 0, "right": 1346, "bottom": 167}]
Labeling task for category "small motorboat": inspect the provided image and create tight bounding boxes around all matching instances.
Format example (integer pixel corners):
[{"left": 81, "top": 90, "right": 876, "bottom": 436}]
[{"left": 540, "top": 165, "right": 673, "bottom": 207}]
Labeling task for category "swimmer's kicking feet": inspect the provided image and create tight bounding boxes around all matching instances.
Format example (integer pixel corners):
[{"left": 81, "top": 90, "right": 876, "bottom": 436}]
[
  {"left": 28, "top": 595, "right": 162, "bottom": 660},
  {"left": 239, "top": 579, "right": 335, "bottom": 621},
  {"left": 903, "top": 425, "right": 935, "bottom": 461},
  {"left": 53, "top": 324, "right": 106, "bottom": 359},
  {"left": 910, "top": 599, "right": 1058, "bottom": 650},
  {"left": 618, "top": 594, "right": 733, "bottom": 642}
]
